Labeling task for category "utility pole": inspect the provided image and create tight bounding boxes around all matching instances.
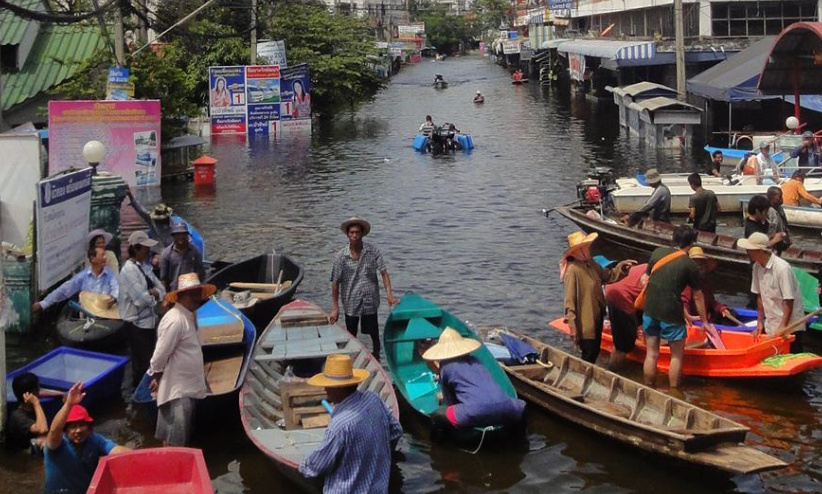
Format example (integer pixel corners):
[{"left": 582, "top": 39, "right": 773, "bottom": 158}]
[
  {"left": 674, "top": 0, "right": 686, "bottom": 101},
  {"left": 250, "top": 0, "right": 258, "bottom": 65},
  {"left": 114, "top": 2, "right": 126, "bottom": 65}
]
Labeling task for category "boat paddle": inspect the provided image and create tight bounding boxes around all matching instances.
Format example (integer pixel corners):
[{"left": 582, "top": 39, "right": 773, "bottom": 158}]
[
  {"left": 703, "top": 323, "right": 725, "bottom": 350},
  {"left": 773, "top": 308, "right": 822, "bottom": 338},
  {"left": 723, "top": 312, "right": 746, "bottom": 327}
]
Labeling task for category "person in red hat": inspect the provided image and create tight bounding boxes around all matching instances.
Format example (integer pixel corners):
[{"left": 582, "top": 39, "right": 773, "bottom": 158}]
[{"left": 44, "top": 382, "right": 130, "bottom": 493}]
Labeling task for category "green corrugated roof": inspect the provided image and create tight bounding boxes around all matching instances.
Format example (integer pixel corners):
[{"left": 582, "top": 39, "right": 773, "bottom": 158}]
[
  {"left": 0, "top": 0, "right": 41, "bottom": 45},
  {"left": 1, "top": 23, "right": 105, "bottom": 111}
]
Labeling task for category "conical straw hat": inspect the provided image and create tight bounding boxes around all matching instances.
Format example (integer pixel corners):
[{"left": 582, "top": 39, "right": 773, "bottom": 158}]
[
  {"left": 79, "top": 291, "right": 121, "bottom": 320},
  {"left": 563, "top": 231, "right": 598, "bottom": 259},
  {"left": 422, "top": 327, "right": 482, "bottom": 361}
]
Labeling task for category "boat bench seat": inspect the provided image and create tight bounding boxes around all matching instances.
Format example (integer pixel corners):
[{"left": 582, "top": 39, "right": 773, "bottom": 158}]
[
  {"left": 716, "top": 235, "right": 737, "bottom": 249},
  {"left": 255, "top": 337, "right": 358, "bottom": 361},
  {"left": 261, "top": 325, "right": 340, "bottom": 344},
  {"left": 390, "top": 307, "right": 443, "bottom": 321},
  {"left": 385, "top": 318, "right": 442, "bottom": 343},
  {"left": 696, "top": 231, "right": 717, "bottom": 246}
]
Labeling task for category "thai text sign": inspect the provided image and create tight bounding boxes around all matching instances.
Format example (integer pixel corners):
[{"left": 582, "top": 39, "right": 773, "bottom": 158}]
[
  {"left": 246, "top": 65, "right": 281, "bottom": 137},
  {"left": 48, "top": 100, "right": 162, "bottom": 187},
  {"left": 397, "top": 23, "right": 425, "bottom": 40},
  {"left": 209, "top": 66, "right": 247, "bottom": 135},
  {"left": 502, "top": 40, "right": 521, "bottom": 54},
  {"left": 36, "top": 168, "right": 93, "bottom": 291},
  {"left": 257, "top": 40, "right": 288, "bottom": 67}
]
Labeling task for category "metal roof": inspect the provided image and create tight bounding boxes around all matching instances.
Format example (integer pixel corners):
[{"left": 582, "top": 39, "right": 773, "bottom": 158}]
[
  {"left": 688, "top": 36, "right": 778, "bottom": 102},
  {"left": 556, "top": 39, "right": 656, "bottom": 61},
  {"left": 1, "top": 23, "right": 104, "bottom": 111},
  {"left": 759, "top": 22, "right": 822, "bottom": 95},
  {"left": 631, "top": 97, "right": 702, "bottom": 113},
  {"left": 0, "top": 0, "right": 41, "bottom": 46},
  {"left": 613, "top": 81, "right": 677, "bottom": 98}
]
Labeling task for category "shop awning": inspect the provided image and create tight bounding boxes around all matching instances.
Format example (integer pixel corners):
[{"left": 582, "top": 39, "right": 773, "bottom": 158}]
[
  {"left": 556, "top": 39, "right": 656, "bottom": 61},
  {"left": 540, "top": 38, "right": 570, "bottom": 50},
  {"left": 687, "top": 36, "right": 779, "bottom": 102}
]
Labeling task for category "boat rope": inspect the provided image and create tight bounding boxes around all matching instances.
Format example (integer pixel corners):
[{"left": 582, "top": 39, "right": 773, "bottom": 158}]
[
  {"left": 460, "top": 426, "right": 494, "bottom": 455},
  {"left": 536, "top": 360, "right": 554, "bottom": 370},
  {"left": 213, "top": 296, "right": 244, "bottom": 325}
]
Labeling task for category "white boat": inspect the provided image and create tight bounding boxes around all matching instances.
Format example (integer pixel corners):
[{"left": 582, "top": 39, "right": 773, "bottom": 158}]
[
  {"left": 612, "top": 177, "right": 822, "bottom": 214},
  {"left": 615, "top": 173, "right": 758, "bottom": 189},
  {"left": 740, "top": 200, "right": 822, "bottom": 229}
]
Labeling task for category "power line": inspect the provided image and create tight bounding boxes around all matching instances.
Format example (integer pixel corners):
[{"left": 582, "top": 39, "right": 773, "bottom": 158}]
[{"left": 0, "top": 0, "right": 120, "bottom": 23}]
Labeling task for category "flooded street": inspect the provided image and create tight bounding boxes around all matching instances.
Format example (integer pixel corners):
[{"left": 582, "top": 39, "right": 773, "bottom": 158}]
[{"left": 5, "top": 55, "right": 822, "bottom": 493}]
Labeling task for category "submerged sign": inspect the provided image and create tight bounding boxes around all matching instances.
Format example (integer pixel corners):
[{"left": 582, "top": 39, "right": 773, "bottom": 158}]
[{"left": 36, "top": 168, "right": 93, "bottom": 291}]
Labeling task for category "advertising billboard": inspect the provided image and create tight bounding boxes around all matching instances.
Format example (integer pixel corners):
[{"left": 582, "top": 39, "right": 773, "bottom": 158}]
[{"left": 208, "top": 66, "right": 247, "bottom": 135}]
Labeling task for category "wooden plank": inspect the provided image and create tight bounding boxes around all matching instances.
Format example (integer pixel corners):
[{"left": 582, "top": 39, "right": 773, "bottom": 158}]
[
  {"left": 302, "top": 414, "right": 331, "bottom": 428},
  {"left": 204, "top": 355, "right": 244, "bottom": 394}
]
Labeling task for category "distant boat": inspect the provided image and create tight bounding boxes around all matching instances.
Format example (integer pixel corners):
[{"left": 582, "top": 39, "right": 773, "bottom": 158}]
[
  {"left": 5, "top": 347, "right": 128, "bottom": 421},
  {"left": 87, "top": 447, "right": 213, "bottom": 494},
  {"left": 511, "top": 79, "right": 529, "bottom": 85},
  {"left": 205, "top": 253, "right": 304, "bottom": 331},
  {"left": 240, "top": 300, "right": 399, "bottom": 492}
]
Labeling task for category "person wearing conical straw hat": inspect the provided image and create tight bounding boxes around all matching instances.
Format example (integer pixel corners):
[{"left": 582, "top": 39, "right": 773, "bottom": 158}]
[
  {"left": 422, "top": 328, "right": 525, "bottom": 432},
  {"left": 329, "top": 216, "right": 398, "bottom": 359},
  {"left": 147, "top": 273, "right": 215, "bottom": 446},
  {"left": 562, "top": 231, "right": 635, "bottom": 363},
  {"left": 682, "top": 247, "right": 734, "bottom": 325},
  {"left": 300, "top": 354, "right": 402, "bottom": 493},
  {"left": 625, "top": 168, "right": 671, "bottom": 227}
]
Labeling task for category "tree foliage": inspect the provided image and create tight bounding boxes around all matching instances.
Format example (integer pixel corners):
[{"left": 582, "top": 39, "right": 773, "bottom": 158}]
[
  {"left": 470, "top": 0, "right": 510, "bottom": 34},
  {"left": 421, "top": 8, "right": 476, "bottom": 55}
]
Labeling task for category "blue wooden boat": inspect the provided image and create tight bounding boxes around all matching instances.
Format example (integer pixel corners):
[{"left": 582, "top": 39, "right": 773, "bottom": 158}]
[
  {"left": 5, "top": 347, "right": 128, "bottom": 421},
  {"left": 383, "top": 293, "right": 522, "bottom": 445},
  {"left": 412, "top": 134, "right": 475, "bottom": 152},
  {"left": 133, "top": 297, "right": 256, "bottom": 423}
]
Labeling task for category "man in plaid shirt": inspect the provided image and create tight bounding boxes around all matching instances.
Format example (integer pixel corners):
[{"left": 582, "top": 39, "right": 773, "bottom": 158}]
[{"left": 329, "top": 217, "right": 398, "bottom": 358}]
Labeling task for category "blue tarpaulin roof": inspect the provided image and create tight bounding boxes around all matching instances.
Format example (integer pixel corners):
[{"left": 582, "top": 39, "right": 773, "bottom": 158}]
[
  {"left": 784, "top": 95, "right": 822, "bottom": 114},
  {"left": 688, "top": 37, "right": 780, "bottom": 102}
]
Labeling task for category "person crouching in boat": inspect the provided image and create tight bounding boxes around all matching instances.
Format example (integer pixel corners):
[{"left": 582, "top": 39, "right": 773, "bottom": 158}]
[
  {"left": 474, "top": 91, "right": 485, "bottom": 103},
  {"left": 681, "top": 247, "right": 736, "bottom": 325},
  {"left": 561, "top": 232, "right": 635, "bottom": 363},
  {"left": 422, "top": 328, "right": 525, "bottom": 435},
  {"left": 602, "top": 258, "right": 647, "bottom": 370},
  {"left": 300, "top": 354, "right": 402, "bottom": 494},
  {"left": 625, "top": 169, "right": 671, "bottom": 226}
]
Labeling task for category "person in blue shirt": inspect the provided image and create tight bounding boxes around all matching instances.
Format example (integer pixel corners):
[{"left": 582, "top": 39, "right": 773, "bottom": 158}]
[
  {"left": 422, "top": 327, "right": 525, "bottom": 431},
  {"left": 32, "top": 246, "right": 119, "bottom": 313},
  {"left": 300, "top": 354, "right": 402, "bottom": 494},
  {"left": 44, "top": 382, "right": 130, "bottom": 494}
]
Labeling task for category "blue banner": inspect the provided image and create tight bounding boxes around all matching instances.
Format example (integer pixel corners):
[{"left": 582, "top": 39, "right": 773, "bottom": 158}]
[
  {"left": 247, "top": 104, "right": 280, "bottom": 136},
  {"left": 39, "top": 168, "right": 93, "bottom": 207}
]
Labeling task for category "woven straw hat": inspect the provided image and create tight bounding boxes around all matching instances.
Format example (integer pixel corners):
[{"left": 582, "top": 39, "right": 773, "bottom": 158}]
[
  {"left": 422, "top": 327, "right": 482, "bottom": 361},
  {"left": 563, "top": 231, "right": 598, "bottom": 259},
  {"left": 149, "top": 203, "right": 173, "bottom": 220},
  {"left": 737, "top": 232, "right": 771, "bottom": 252},
  {"left": 307, "top": 354, "right": 370, "bottom": 388},
  {"left": 340, "top": 217, "right": 371, "bottom": 236},
  {"left": 79, "top": 291, "right": 120, "bottom": 320},
  {"left": 165, "top": 273, "right": 216, "bottom": 304}
]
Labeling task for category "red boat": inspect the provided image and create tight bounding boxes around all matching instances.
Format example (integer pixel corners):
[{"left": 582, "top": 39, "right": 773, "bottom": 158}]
[
  {"left": 549, "top": 318, "right": 822, "bottom": 378},
  {"left": 86, "top": 447, "right": 213, "bottom": 494}
]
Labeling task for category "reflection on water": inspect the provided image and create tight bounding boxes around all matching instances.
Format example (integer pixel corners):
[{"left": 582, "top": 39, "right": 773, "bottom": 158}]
[{"left": 4, "top": 56, "right": 822, "bottom": 493}]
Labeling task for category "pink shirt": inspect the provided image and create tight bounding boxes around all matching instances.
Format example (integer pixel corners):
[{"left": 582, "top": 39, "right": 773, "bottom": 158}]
[
  {"left": 149, "top": 304, "right": 207, "bottom": 406},
  {"left": 604, "top": 264, "right": 647, "bottom": 314}
]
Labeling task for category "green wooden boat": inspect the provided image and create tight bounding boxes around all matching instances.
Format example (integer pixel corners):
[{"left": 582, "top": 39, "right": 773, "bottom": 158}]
[{"left": 383, "top": 293, "right": 521, "bottom": 444}]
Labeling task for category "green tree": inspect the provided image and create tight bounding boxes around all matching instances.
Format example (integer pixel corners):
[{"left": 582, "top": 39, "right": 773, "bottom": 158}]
[
  {"left": 266, "top": 3, "right": 384, "bottom": 113},
  {"left": 471, "top": 0, "right": 510, "bottom": 33},
  {"left": 422, "top": 8, "right": 476, "bottom": 55}
]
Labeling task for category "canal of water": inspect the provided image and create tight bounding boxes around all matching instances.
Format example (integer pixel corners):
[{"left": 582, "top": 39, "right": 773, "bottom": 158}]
[{"left": 4, "top": 54, "right": 822, "bottom": 493}]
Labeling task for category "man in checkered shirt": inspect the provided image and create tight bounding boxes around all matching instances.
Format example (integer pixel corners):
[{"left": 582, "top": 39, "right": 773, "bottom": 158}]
[{"left": 329, "top": 217, "right": 398, "bottom": 358}]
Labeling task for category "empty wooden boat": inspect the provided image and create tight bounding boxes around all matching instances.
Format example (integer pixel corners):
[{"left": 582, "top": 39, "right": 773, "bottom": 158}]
[
  {"left": 87, "top": 447, "right": 213, "bottom": 494},
  {"left": 549, "top": 318, "right": 822, "bottom": 378},
  {"left": 555, "top": 206, "right": 822, "bottom": 274},
  {"left": 493, "top": 330, "right": 786, "bottom": 475},
  {"left": 384, "top": 293, "right": 522, "bottom": 444},
  {"left": 240, "top": 300, "right": 399, "bottom": 492},
  {"left": 206, "top": 253, "right": 304, "bottom": 330}
]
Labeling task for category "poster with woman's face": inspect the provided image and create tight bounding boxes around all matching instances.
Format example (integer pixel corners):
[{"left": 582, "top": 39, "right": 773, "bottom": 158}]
[{"left": 280, "top": 64, "right": 311, "bottom": 121}]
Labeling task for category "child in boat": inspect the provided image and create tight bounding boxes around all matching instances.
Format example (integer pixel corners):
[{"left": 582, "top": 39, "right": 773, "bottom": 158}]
[
  {"left": 7, "top": 372, "right": 48, "bottom": 453},
  {"left": 422, "top": 327, "right": 525, "bottom": 432}
]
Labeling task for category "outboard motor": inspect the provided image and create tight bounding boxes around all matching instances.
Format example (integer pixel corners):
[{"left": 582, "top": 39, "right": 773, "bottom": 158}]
[{"left": 576, "top": 167, "right": 617, "bottom": 209}]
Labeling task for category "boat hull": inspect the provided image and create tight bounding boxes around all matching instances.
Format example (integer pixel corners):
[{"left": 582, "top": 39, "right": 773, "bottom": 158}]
[
  {"left": 55, "top": 303, "right": 126, "bottom": 351},
  {"left": 497, "top": 331, "right": 785, "bottom": 475},
  {"left": 741, "top": 199, "right": 822, "bottom": 229},
  {"left": 549, "top": 318, "right": 822, "bottom": 378}
]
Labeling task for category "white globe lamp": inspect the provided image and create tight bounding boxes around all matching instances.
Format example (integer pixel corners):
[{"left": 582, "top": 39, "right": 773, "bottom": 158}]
[
  {"left": 786, "top": 116, "right": 799, "bottom": 130},
  {"left": 82, "top": 140, "right": 107, "bottom": 175}
]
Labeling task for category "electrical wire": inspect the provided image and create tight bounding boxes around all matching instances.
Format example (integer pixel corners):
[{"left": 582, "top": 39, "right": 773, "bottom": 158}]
[{"left": 0, "top": 0, "right": 120, "bottom": 23}]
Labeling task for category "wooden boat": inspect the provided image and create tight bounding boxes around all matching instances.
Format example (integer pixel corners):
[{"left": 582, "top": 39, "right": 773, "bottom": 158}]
[
  {"left": 549, "top": 318, "right": 822, "bottom": 378},
  {"left": 511, "top": 79, "right": 529, "bottom": 84},
  {"left": 741, "top": 199, "right": 822, "bottom": 229},
  {"left": 5, "top": 347, "right": 128, "bottom": 421},
  {"left": 240, "top": 300, "right": 399, "bottom": 492},
  {"left": 87, "top": 447, "right": 213, "bottom": 493},
  {"left": 206, "top": 253, "right": 304, "bottom": 331},
  {"left": 55, "top": 303, "right": 125, "bottom": 351},
  {"left": 494, "top": 330, "right": 786, "bottom": 475},
  {"left": 383, "top": 293, "right": 521, "bottom": 443},
  {"left": 555, "top": 206, "right": 822, "bottom": 273},
  {"left": 133, "top": 297, "right": 256, "bottom": 422},
  {"left": 612, "top": 177, "right": 822, "bottom": 213}
]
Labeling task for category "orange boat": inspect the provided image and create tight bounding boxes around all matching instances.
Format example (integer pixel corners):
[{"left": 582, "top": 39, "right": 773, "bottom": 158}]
[{"left": 549, "top": 318, "right": 822, "bottom": 378}]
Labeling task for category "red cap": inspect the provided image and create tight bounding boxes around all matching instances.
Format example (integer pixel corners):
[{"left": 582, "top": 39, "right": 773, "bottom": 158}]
[{"left": 66, "top": 405, "right": 94, "bottom": 424}]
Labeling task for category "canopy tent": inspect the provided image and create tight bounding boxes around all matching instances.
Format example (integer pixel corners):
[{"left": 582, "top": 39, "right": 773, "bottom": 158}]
[
  {"left": 687, "top": 36, "right": 779, "bottom": 102},
  {"left": 556, "top": 39, "right": 656, "bottom": 62}
]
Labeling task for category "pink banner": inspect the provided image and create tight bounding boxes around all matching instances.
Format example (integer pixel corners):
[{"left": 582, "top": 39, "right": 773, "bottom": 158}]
[{"left": 48, "top": 100, "right": 162, "bottom": 186}]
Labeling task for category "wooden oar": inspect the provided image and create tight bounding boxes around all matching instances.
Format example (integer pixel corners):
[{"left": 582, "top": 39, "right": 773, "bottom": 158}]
[
  {"left": 274, "top": 270, "right": 284, "bottom": 294},
  {"left": 774, "top": 308, "right": 822, "bottom": 338},
  {"left": 703, "top": 324, "right": 725, "bottom": 350},
  {"left": 723, "top": 312, "right": 746, "bottom": 327}
]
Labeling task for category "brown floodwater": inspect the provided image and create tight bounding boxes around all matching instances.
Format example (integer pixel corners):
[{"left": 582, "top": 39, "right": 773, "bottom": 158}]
[{"left": 4, "top": 55, "right": 822, "bottom": 493}]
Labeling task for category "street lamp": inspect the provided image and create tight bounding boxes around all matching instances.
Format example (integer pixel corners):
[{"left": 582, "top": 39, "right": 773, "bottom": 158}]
[{"left": 82, "top": 140, "right": 106, "bottom": 176}]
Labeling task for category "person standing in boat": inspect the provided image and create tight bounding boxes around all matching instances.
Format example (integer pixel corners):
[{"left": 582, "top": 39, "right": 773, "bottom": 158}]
[
  {"left": 43, "top": 383, "right": 130, "bottom": 493},
  {"left": 148, "top": 273, "right": 214, "bottom": 447},
  {"left": 744, "top": 195, "right": 786, "bottom": 249},
  {"left": 706, "top": 150, "right": 723, "bottom": 177},
  {"left": 738, "top": 232, "right": 806, "bottom": 352},
  {"left": 32, "top": 246, "right": 119, "bottom": 314},
  {"left": 119, "top": 231, "right": 165, "bottom": 387},
  {"left": 626, "top": 169, "right": 671, "bottom": 226},
  {"left": 159, "top": 223, "right": 205, "bottom": 292},
  {"left": 687, "top": 173, "right": 718, "bottom": 233},
  {"left": 329, "top": 216, "right": 398, "bottom": 359},
  {"left": 421, "top": 328, "right": 526, "bottom": 432},
  {"left": 790, "top": 131, "right": 822, "bottom": 169},
  {"left": 766, "top": 186, "right": 791, "bottom": 255},
  {"left": 781, "top": 170, "right": 822, "bottom": 208},
  {"left": 300, "top": 354, "right": 402, "bottom": 494},
  {"left": 641, "top": 225, "right": 716, "bottom": 388},
  {"left": 561, "top": 232, "right": 635, "bottom": 363},
  {"left": 743, "top": 142, "right": 779, "bottom": 185}
]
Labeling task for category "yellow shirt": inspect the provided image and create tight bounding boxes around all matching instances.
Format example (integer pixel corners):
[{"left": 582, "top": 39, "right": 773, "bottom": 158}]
[{"left": 781, "top": 179, "right": 821, "bottom": 206}]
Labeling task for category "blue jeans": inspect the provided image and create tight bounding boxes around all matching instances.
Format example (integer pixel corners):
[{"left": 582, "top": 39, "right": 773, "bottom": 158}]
[{"left": 642, "top": 314, "right": 687, "bottom": 342}]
